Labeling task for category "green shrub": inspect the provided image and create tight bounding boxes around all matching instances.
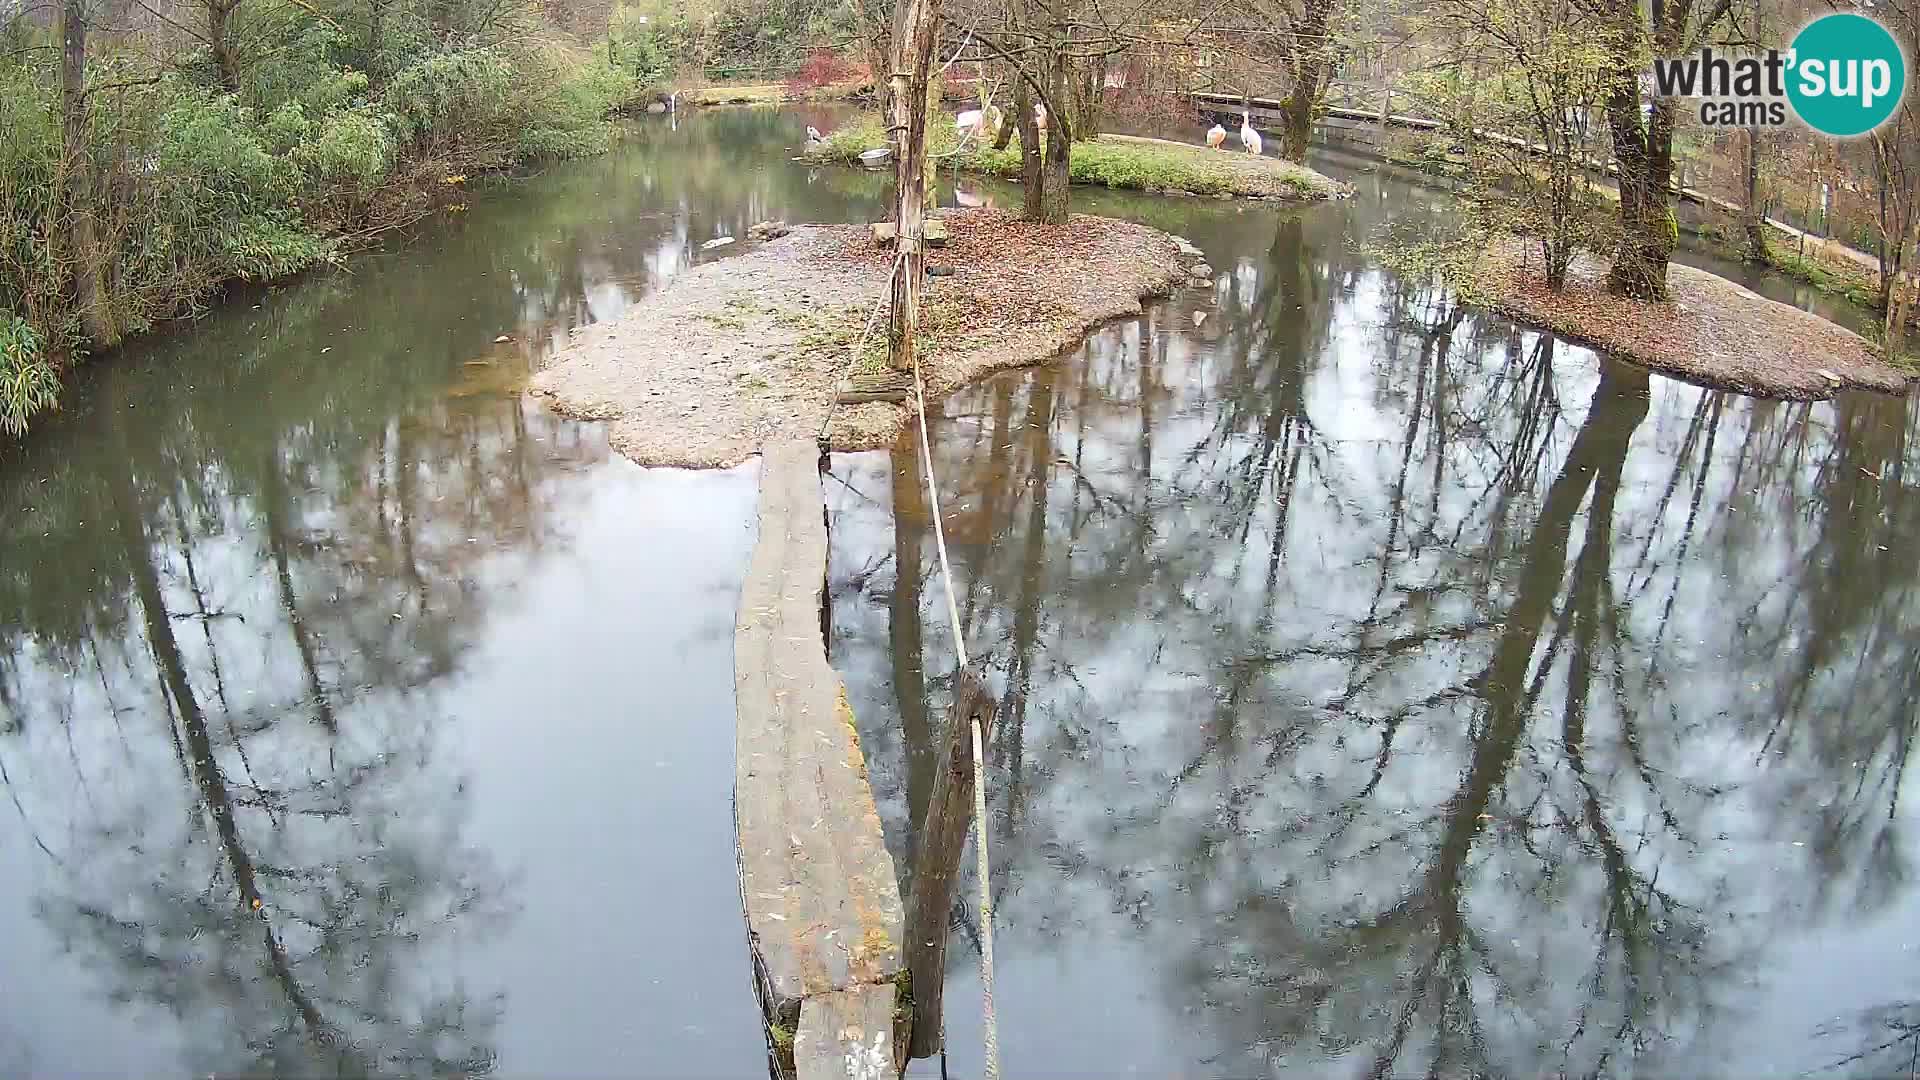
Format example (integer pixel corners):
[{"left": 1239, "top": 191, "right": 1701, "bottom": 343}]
[
  {"left": 155, "top": 90, "right": 298, "bottom": 211},
  {"left": 0, "top": 316, "right": 57, "bottom": 437},
  {"left": 0, "top": 14, "right": 652, "bottom": 436},
  {"left": 296, "top": 106, "right": 395, "bottom": 189},
  {"left": 262, "top": 101, "right": 314, "bottom": 154},
  {"left": 516, "top": 59, "right": 637, "bottom": 159},
  {"left": 241, "top": 20, "right": 368, "bottom": 118},
  {"left": 0, "top": 74, "right": 61, "bottom": 322},
  {"left": 384, "top": 48, "right": 523, "bottom": 166}
]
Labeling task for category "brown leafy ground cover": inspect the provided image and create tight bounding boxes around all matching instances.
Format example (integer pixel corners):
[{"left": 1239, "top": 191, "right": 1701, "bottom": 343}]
[
  {"left": 528, "top": 208, "right": 1186, "bottom": 467},
  {"left": 1472, "top": 237, "right": 1915, "bottom": 399}
]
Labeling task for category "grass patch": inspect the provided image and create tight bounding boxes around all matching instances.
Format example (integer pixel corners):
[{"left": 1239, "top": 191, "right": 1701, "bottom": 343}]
[
  {"left": 681, "top": 83, "right": 791, "bottom": 106},
  {"left": 679, "top": 80, "right": 863, "bottom": 107},
  {"left": 804, "top": 114, "right": 1341, "bottom": 200},
  {"left": 767, "top": 289, "right": 998, "bottom": 377},
  {"left": 1768, "top": 250, "right": 1884, "bottom": 307}
]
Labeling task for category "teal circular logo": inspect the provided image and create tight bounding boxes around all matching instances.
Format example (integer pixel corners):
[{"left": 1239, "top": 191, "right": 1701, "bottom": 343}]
[{"left": 1788, "top": 13, "right": 1906, "bottom": 137}]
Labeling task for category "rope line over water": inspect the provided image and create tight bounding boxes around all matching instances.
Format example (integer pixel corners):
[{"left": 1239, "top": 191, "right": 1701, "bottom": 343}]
[
  {"left": 909, "top": 344, "right": 999, "bottom": 1079},
  {"left": 815, "top": 200, "right": 999, "bottom": 1080}
]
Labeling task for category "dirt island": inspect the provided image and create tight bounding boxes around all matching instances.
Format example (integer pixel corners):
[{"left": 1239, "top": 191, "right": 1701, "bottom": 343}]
[
  {"left": 529, "top": 208, "right": 1196, "bottom": 467},
  {"left": 1469, "top": 238, "right": 1916, "bottom": 399}
]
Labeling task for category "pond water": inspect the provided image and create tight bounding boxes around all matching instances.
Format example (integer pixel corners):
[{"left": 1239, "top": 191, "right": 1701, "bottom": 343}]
[{"left": 0, "top": 105, "right": 1914, "bottom": 1078}]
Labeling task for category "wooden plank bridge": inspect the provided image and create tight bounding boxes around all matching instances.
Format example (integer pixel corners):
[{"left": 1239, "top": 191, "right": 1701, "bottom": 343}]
[{"left": 734, "top": 440, "right": 904, "bottom": 1080}]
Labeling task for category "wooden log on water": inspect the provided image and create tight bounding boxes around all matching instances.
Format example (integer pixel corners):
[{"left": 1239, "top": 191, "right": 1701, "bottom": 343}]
[
  {"left": 735, "top": 439, "right": 905, "bottom": 1079},
  {"left": 904, "top": 662, "right": 997, "bottom": 1060}
]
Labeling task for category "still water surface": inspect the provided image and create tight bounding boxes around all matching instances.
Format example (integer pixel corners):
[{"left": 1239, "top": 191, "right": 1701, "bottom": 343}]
[{"left": 1, "top": 106, "right": 1914, "bottom": 1077}]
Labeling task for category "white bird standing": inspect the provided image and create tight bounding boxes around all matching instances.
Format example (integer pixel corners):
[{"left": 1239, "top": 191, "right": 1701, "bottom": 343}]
[
  {"left": 955, "top": 108, "right": 985, "bottom": 135},
  {"left": 1240, "top": 112, "right": 1262, "bottom": 155},
  {"left": 1034, "top": 101, "right": 1048, "bottom": 133},
  {"left": 1206, "top": 121, "right": 1227, "bottom": 149},
  {"left": 806, "top": 125, "right": 825, "bottom": 141}
]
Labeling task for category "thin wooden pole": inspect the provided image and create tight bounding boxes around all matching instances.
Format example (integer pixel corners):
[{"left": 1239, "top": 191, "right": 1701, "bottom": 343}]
[
  {"left": 887, "top": 0, "right": 940, "bottom": 371},
  {"left": 904, "top": 664, "right": 996, "bottom": 1060}
]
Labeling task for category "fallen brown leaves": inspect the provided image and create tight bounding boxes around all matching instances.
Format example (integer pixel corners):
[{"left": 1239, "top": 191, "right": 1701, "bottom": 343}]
[{"left": 1476, "top": 238, "right": 1913, "bottom": 400}]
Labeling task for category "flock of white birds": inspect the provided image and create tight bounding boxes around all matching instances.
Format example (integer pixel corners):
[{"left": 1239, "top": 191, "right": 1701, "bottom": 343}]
[
  {"left": 951, "top": 104, "right": 1265, "bottom": 156},
  {"left": 811, "top": 104, "right": 1267, "bottom": 156},
  {"left": 1206, "top": 113, "right": 1262, "bottom": 154}
]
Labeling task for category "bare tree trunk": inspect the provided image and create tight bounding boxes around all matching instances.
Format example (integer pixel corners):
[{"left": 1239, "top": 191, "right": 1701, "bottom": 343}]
[
  {"left": 1040, "top": 112, "right": 1070, "bottom": 223},
  {"left": 368, "top": 0, "right": 388, "bottom": 78},
  {"left": 1034, "top": 58, "right": 1070, "bottom": 223},
  {"left": 60, "top": 0, "right": 117, "bottom": 352},
  {"left": 1742, "top": 126, "right": 1769, "bottom": 262},
  {"left": 1885, "top": 212, "right": 1919, "bottom": 356},
  {"left": 208, "top": 0, "right": 240, "bottom": 92},
  {"left": 1279, "top": 0, "right": 1335, "bottom": 163},
  {"left": 855, "top": 0, "right": 895, "bottom": 113},
  {"left": 1014, "top": 79, "right": 1043, "bottom": 218},
  {"left": 886, "top": 0, "right": 939, "bottom": 370},
  {"left": 924, "top": 70, "right": 940, "bottom": 202}
]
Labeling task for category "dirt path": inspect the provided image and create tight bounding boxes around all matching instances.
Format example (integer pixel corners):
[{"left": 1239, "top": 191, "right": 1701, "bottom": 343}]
[{"left": 529, "top": 209, "right": 1189, "bottom": 467}]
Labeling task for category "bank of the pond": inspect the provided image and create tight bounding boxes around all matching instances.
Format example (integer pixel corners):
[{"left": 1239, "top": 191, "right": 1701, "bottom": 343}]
[
  {"left": 804, "top": 115, "right": 1347, "bottom": 201},
  {"left": 1, "top": 42, "right": 662, "bottom": 438},
  {"left": 530, "top": 207, "right": 1188, "bottom": 466},
  {"left": 1469, "top": 238, "right": 1915, "bottom": 398},
  {"left": 673, "top": 80, "right": 867, "bottom": 106}
]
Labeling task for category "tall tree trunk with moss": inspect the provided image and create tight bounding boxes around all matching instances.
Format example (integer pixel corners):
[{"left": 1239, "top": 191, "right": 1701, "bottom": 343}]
[
  {"left": 1602, "top": 69, "right": 1678, "bottom": 300},
  {"left": 1277, "top": 0, "right": 1335, "bottom": 162},
  {"left": 1598, "top": 0, "right": 1729, "bottom": 301},
  {"left": 60, "top": 0, "right": 118, "bottom": 352}
]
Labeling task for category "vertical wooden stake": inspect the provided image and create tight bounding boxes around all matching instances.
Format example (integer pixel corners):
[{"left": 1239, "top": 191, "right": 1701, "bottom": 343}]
[
  {"left": 887, "top": 0, "right": 940, "bottom": 372},
  {"left": 904, "top": 663, "right": 996, "bottom": 1060}
]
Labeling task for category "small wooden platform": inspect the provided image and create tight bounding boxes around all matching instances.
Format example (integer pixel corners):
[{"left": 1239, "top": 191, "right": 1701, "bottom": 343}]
[{"left": 735, "top": 440, "right": 904, "bottom": 1078}]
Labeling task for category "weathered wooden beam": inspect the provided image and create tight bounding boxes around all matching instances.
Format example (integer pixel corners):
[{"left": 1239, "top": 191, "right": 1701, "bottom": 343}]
[
  {"left": 795, "top": 984, "right": 898, "bottom": 1080},
  {"left": 736, "top": 440, "right": 905, "bottom": 1078},
  {"left": 904, "top": 663, "right": 997, "bottom": 1060}
]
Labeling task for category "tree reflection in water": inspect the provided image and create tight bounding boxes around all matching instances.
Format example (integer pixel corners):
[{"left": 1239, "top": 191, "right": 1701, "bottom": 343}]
[
  {"left": 0, "top": 366, "right": 604, "bottom": 1075},
  {"left": 829, "top": 203, "right": 1920, "bottom": 1077}
]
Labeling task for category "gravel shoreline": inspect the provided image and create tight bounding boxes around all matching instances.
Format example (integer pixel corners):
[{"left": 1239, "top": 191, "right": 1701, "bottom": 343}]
[{"left": 528, "top": 209, "right": 1188, "bottom": 467}]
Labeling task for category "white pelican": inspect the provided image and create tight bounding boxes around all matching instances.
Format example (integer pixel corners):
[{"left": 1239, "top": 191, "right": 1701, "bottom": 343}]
[
  {"left": 1239, "top": 112, "right": 1261, "bottom": 155},
  {"left": 806, "top": 125, "right": 824, "bottom": 140},
  {"left": 955, "top": 109, "right": 985, "bottom": 135},
  {"left": 1034, "top": 101, "right": 1048, "bottom": 133},
  {"left": 1206, "top": 121, "right": 1227, "bottom": 149}
]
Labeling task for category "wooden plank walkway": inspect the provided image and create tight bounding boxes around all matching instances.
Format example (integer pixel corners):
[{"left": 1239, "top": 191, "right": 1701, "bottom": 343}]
[{"left": 734, "top": 440, "right": 904, "bottom": 1079}]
